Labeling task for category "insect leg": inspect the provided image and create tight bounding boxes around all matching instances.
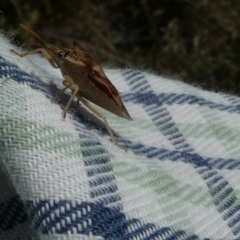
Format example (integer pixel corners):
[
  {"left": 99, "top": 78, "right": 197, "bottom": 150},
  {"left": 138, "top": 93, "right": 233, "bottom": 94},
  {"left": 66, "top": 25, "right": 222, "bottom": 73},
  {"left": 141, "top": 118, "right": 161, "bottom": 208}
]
[
  {"left": 62, "top": 84, "right": 79, "bottom": 118},
  {"left": 52, "top": 86, "right": 69, "bottom": 103},
  {"left": 78, "top": 96, "right": 127, "bottom": 151},
  {"left": 10, "top": 48, "right": 59, "bottom": 68}
]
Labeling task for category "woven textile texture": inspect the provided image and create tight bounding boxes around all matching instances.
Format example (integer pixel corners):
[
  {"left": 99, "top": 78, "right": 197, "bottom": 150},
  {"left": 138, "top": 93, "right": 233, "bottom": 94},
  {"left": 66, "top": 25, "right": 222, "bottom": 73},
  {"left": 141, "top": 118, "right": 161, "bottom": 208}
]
[{"left": 1, "top": 34, "right": 240, "bottom": 240}]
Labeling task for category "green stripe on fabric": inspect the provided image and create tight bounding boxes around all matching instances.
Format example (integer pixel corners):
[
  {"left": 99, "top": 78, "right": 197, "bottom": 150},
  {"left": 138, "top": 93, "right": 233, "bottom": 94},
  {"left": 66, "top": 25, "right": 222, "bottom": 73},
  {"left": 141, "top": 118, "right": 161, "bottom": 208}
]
[
  {"left": 178, "top": 123, "right": 240, "bottom": 141},
  {"left": 177, "top": 108, "right": 240, "bottom": 158},
  {"left": 108, "top": 160, "right": 214, "bottom": 232},
  {"left": 1, "top": 118, "right": 85, "bottom": 157}
]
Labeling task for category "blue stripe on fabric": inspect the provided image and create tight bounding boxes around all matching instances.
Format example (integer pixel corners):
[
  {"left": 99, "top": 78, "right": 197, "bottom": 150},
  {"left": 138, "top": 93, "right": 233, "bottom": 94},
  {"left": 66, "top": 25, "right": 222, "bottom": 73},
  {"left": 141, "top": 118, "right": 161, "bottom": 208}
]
[
  {"left": 203, "top": 170, "right": 240, "bottom": 236},
  {"left": 25, "top": 199, "right": 202, "bottom": 239},
  {"left": 70, "top": 110, "right": 121, "bottom": 202},
  {"left": 124, "top": 144, "right": 240, "bottom": 170},
  {"left": 65, "top": 118, "right": 121, "bottom": 204},
  {"left": 122, "top": 69, "right": 240, "bottom": 237},
  {"left": 0, "top": 196, "right": 28, "bottom": 232},
  {"left": 123, "top": 91, "right": 240, "bottom": 113},
  {"left": 121, "top": 69, "right": 240, "bottom": 114},
  {"left": 122, "top": 70, "right": 195, "bottom": 153},
  {"left": 222, "top": 94, "right": 240, "bottom": 107},
  {"left": 0, "top": 57, "right": 52, "bottom": 99}
]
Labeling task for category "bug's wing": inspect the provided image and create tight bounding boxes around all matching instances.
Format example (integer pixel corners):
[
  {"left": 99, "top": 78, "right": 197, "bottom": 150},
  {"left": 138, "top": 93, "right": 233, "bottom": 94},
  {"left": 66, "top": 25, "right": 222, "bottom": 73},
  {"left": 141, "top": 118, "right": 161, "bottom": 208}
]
[{"left": 85, "top": 68, "right": 132, "bottom": 120}]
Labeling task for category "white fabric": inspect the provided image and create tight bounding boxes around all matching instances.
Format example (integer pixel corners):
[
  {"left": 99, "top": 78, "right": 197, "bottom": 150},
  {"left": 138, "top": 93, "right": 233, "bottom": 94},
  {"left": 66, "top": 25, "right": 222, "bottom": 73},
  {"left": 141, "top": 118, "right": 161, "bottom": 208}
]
[{"left": 1, "top": 33, "right": 240, "bottom": 240}]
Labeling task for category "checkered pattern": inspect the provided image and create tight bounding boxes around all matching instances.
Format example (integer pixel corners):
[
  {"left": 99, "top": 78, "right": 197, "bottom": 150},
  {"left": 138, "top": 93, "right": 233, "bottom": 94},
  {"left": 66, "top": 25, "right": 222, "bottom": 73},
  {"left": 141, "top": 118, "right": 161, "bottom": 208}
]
[{"left": 1, "top": 34, "right": 240, "bottom": 240}]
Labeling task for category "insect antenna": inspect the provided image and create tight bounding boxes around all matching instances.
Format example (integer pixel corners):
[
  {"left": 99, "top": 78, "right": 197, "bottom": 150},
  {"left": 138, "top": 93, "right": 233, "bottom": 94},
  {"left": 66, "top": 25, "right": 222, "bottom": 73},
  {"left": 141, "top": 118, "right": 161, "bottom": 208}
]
[
  {"left": 22, "top": 41, "right": 45, "bottom": 48},
  {"left": 19, "top": 23, "right": 46, "bottom": 46}
]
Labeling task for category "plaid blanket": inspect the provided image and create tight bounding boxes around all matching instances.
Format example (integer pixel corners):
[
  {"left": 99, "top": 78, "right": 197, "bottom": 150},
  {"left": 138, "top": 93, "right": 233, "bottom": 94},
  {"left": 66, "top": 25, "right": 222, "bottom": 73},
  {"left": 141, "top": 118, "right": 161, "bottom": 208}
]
[{"left": 1, "top": 34, "right": 240, "bottom": 240}]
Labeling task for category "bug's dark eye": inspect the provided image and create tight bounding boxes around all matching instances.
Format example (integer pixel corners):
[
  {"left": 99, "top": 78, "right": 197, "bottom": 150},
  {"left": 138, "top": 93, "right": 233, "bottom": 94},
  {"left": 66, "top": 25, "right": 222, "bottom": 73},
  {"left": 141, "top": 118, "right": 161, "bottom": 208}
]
[{"left": 57, "top": 51, "right": 66, "bottom": 59}]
